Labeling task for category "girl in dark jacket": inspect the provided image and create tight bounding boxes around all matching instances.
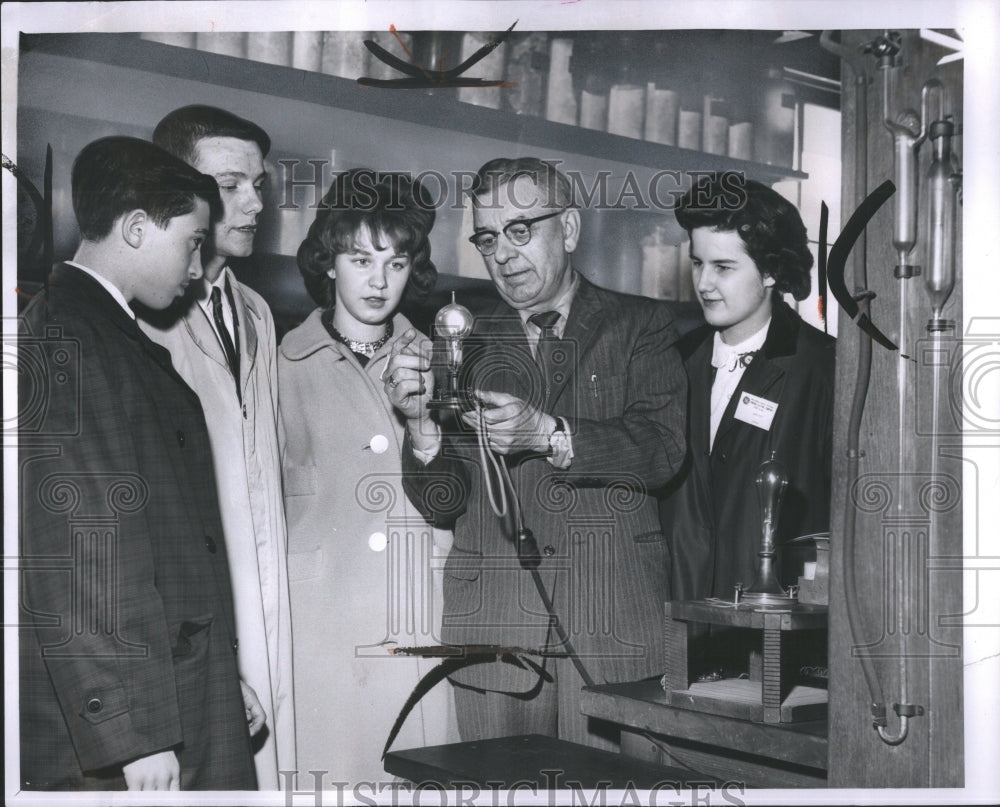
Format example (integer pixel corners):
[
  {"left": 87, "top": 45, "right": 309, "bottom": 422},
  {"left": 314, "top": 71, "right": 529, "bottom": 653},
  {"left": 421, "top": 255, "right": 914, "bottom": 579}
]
[{"left": 662, "top": 172, "right": 835, "bottom": 614}]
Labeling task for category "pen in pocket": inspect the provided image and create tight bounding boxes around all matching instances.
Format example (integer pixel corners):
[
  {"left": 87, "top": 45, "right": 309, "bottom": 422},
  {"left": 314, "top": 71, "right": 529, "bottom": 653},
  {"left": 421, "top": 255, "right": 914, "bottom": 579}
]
[{"left": 590, "top": 373, "right": 598, "bottom": 398}]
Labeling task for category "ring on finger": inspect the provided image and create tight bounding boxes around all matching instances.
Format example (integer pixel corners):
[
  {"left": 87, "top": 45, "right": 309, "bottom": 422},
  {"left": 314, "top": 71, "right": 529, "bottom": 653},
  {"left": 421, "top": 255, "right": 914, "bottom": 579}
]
[{"left": 389, "top": 374, "right": 400, "bottom": 388}]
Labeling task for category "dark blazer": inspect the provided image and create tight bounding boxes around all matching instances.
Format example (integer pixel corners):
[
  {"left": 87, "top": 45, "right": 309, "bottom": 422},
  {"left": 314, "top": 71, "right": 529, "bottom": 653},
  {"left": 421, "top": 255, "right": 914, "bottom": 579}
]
[
  {"left": 404, "top": 275, "right": 687, "bottom": 692},
  {"left": 18, "top": 264, "right": 256, "bottom": 790},
  {"left": 660, "top": 299, "right": 835, "bottom": 602}
]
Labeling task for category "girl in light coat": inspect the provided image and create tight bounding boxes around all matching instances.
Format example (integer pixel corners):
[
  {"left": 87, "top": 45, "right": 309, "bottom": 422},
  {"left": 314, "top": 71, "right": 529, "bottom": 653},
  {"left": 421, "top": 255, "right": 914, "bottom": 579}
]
[{"left": 279, "top": 169, "right": 456, "bottom": 785}]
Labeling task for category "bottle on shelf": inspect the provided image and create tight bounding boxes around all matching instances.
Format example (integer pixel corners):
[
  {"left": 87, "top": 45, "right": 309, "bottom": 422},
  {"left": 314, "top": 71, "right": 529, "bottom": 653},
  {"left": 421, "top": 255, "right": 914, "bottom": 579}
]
[
  {"left": 754, "top": 66, "right": 797, "bottom": 168},
  {"left": 644, "top": 39, "right": 679, "bottom": 146},
  {"left": 572, "top": 33, "right": 610, "bottom": 131},
  {"left": 677, "top": 102, "right": 703, "bottom": 151},
  {"left": 320, "top": 31, "right": 370, "bottom": 80},
  {"left": 702, "top": 93, "right": 730, "bottom": 156},
  {"left": 411, "top": 31, "right": 463, "bottom": 98},
  {"left": 728, "top": 119, "right": 754, "bottom": 161},
  {"left": 291, "top": 32, "right": 323, "bottom": 72},
  {"left": 545, "top": 36, "right": 577, "bottom": 125},
  {"left": 502, "top": 31, "right": 549, "bottom": 117},
  {"left": 607, "top": 33, "right": 645, "bottom": 140},
  {"left": 247, "top": 32, "right": 292, "bottom": 67},
  {"left": 457, "top": 31, "right": 508, "bottom": 109}
]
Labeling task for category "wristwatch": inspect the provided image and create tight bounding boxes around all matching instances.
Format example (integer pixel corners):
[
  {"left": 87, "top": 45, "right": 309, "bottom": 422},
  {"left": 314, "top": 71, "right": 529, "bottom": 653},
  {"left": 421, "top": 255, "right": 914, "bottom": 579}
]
[{"left": 547, "top": 417, "right": 573, "bottom": 467}]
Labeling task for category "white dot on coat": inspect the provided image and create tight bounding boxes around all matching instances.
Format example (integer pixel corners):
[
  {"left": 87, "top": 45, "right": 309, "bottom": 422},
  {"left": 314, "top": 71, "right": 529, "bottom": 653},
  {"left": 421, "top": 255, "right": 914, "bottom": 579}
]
[
  {"left": 368, "top": 532, "right": 388, "bottom": 552},
  {"left": 369, "top": 434, "right": 389, "bottom": 454}
]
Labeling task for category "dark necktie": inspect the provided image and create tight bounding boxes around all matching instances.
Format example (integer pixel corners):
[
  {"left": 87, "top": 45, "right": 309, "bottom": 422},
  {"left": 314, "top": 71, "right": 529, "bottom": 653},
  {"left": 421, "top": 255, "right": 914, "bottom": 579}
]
[
  {"left": 211, "top": 285, "right": 241, "bottom": 399},
  {"left": 529, "top": 310, "right": 562, "bottom": 403}
]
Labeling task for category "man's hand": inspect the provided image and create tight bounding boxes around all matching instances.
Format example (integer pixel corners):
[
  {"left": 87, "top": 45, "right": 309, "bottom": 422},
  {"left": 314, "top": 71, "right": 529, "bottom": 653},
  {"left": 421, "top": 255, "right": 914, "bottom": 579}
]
[
  {"left": 122, "top": 750, "right": 180, "bottom": 790},
  {"left": 462, "top": 389, "right": 556, "bottom": 455},
  {"left": 241, "top": 680, "right": 266, "bottom": 736}
]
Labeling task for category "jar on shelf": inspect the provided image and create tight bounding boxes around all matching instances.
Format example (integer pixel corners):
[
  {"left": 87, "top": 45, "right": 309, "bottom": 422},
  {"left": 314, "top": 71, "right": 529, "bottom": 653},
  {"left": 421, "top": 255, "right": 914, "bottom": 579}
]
[
  {"left": 320, "top": 31, "right": 370, "bottom": 80},
  {"left": 607, "top": 33, "right": 645, "bottom": 140},
  {"left": 411, "top": 31, "right": 463, "bottom": 98},
  {"left": 677, "top": 91, "right": 703, "bottom": 152},
  {"left": 644, "top": 39, "right": 679, "bottom": 146},
  {"left": 291, "top": 32, "right": 323, "bottom": 72},
  {"left": 754, "top": 66, "right": 797, "bottom": 168},
  {"left": 502, "top": 31, "right": 548, "bottom": 117},
  {"left": 247, "top": 32, "right": 292, "bottom": 67},
  {"left": 571, "top": 33, "right": 610, "bottom": 131},
  {"left": 545, "top": 35, "right": 577, "bottom": 124},
  {"left": 457, "top": 31, "right": 508, "bottom": 109}
]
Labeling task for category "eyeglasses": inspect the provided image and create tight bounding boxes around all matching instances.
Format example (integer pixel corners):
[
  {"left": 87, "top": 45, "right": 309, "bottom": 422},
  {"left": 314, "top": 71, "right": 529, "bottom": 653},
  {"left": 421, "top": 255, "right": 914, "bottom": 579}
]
[{"left": 468, "top": 209, "right": 566, "bottom": 256}]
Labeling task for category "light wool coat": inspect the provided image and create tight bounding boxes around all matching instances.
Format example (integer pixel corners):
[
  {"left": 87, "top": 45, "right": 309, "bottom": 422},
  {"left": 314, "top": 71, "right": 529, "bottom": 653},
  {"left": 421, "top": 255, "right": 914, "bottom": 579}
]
[
  {"left": 278, "top": 309, "right": 456, "bottom": 784},
  {"left": 140, "top": 268, "right": 294, "bottom": 788}
]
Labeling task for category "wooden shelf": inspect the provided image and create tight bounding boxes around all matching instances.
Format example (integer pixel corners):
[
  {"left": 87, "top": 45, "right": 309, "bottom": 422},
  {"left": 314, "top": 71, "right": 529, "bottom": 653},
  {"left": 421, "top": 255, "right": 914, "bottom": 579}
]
[
  {"left": 581, "top": 678, "right": 827, "bottom": 778},
  {"left": 21, "top": 32, "right": 808, "bottom": 186}
]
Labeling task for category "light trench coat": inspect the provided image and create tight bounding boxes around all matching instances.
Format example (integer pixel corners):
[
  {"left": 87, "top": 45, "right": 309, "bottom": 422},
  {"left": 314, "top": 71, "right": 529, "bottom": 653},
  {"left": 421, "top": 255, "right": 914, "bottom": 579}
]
[
  {"left": 278, "top": 309, "right": 457, "bottom": 784},
  {"left": 140, "top": 268, "right": 294, "bottom": 788}
]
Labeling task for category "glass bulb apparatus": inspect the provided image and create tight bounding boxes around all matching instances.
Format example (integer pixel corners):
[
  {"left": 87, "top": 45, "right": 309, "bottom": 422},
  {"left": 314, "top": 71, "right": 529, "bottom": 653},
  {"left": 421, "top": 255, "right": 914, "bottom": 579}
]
[
  {"left": 429, "top": 292, "right": 474, "bottom": 410},
  {"left": 743, "top": 451, "right": 795, "bottom": 604},
  {"left": 923, "top": 115, "right": 960, "bottom": 332}
]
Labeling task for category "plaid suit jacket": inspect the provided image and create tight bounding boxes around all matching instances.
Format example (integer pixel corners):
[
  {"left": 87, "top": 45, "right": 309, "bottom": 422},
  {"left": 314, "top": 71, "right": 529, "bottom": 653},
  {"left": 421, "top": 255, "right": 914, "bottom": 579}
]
[
  {"left": 18, "top": 264, "right": 255, "bottom": 790},
  {"left": 404, "top": 275, "right": 687, "bottom": 692}
]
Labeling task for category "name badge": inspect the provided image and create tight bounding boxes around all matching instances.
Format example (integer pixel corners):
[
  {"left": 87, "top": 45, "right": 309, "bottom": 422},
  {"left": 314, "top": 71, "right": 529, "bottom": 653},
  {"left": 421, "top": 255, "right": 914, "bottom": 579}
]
[{"left": 734, "top": 392, "right": 778, "bottom": 431}]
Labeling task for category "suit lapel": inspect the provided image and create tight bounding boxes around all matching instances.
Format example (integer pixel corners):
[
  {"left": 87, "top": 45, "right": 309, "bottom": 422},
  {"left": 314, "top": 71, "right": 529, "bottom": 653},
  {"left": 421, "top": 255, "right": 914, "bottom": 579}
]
[
  {"left": 227, "top": 273, "right": 259, "bottom": 396},
  {"left": 51, "top": 264, "right": 193, "bottom": 389},
  {"left": 182, "top": 281, "right": 231, "bottom": 373},
  {"left": 685, "top": 334, "right": 716, "bottom": 511}
]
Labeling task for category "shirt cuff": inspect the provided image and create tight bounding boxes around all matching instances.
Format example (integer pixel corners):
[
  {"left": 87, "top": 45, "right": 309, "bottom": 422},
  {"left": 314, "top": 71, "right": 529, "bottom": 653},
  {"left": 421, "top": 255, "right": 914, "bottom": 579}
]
[
  {"left": 409, "top": 421, "right": 442, "bottom": 465},
  {"left": 547, "top": 417, "right": 574, "bottom": 469}
]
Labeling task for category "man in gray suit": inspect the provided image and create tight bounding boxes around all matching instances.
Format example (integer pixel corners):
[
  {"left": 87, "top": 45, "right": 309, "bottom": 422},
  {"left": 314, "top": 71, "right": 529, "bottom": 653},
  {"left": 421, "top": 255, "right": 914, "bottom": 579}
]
[{"left": 385, "top": 157, "right": 687, "bottom": 750}]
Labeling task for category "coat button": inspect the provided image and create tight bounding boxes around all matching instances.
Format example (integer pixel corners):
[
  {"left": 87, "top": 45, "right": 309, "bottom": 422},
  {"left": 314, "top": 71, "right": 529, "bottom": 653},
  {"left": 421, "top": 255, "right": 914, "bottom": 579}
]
[
  {"left": 86, "top": 698, "right": 102, "bottom": 713},
  {"left": 233, "top": 638, "right": 239, "bottom": 655},
  {"left": 368, "top": 532, "right": 388, "bottom": 552},
  {"left": 369, "top": 434, "right": 389, "bottom": 454},
  {"left": 205, "top": 535, "right": 217, "bottom": 554},
  {"left": 543, "top": 545, "right": 555, "bottom": 557},
  {"left": 176, "top": 430, "right": 185, "bottom": 447}
]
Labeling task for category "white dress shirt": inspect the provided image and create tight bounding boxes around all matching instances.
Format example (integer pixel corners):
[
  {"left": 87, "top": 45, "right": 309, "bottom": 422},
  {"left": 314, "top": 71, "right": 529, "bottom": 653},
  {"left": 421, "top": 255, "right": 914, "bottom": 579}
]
[{"left": 709, "top": 318, "right": 770, "bottom": 451}]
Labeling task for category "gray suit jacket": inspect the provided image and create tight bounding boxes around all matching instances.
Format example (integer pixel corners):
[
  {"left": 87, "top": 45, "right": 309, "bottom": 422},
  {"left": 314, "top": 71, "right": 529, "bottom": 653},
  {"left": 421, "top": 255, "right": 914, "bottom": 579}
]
[
  {"left": 404, "top": 275, "right": 687, "bottom": 692},
  {"left": 18, "top": 265, "right": 255, "bottom": 790}
]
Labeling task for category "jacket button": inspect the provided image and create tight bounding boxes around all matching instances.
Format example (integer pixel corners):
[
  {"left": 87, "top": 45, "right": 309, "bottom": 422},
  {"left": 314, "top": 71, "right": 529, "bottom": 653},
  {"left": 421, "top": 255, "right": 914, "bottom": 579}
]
[
  {"left": 176, "top": 430, "right": 185, "bottom": 447},
  {"left": 368, "top": 532, "right": 388, "bottom": 552},
  {"left": 86, "top": 698, "right": 102, "bottom": 713},
  {"left": 369, "top": 434, "right": 389, "bottom": 454},
  {"left": 543, "top": 545, "right": 555, "bottom": 557},
  {"left": 233, "top": 638, "right": 239, "bottom": 655},
  {"left": 205, "top": 535, "right": 217, "bottom": 554}
]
